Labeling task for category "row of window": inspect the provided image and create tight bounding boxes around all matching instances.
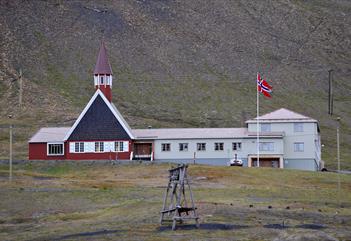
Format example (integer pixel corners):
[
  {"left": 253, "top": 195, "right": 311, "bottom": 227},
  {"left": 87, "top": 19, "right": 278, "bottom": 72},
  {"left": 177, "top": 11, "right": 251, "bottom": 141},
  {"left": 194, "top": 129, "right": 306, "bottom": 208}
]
[
  {"left": 94, "top": 75, "right": 112, "bottom": 85},
  {"left": 48, "top": 141, "right": 129, "bottom": 155},
  {"left": 161, "top": 142, "right": 305, "bottom": 152},
  {"left": 71, "top": 141, "right": 127, "bottom": 153},
  {"left": 258, "top": 142, "right": 304, "bottom": 152},
  {"left": 260, "top": 123, "right": 304, "bottom": 132},
  {"left": 161, "top": 142, "right": 242, "bottom": 152},
  {"left": 48, "top": 141, "right": 304, "bottom": 155}
]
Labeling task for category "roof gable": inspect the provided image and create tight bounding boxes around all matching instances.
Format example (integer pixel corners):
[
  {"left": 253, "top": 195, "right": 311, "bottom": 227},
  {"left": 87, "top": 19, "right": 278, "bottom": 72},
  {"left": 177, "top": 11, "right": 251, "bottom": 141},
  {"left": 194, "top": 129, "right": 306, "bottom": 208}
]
[
  {"left": 64, "top": 90, "right": 133, "bottom": 141},
  {"left": 246, "top": 108, "right": 317, "bottom": 123}
]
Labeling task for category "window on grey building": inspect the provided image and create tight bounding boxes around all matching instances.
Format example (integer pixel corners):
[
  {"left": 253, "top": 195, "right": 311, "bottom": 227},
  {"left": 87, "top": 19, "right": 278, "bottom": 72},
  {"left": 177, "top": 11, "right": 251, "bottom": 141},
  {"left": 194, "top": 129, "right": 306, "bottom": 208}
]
[
  {"left": 259, "top": 142, "right": 274, "bottom": 151},
  {"left": 214, "top": 142, "right": 224, "bottom": 151},
  {"left": 294, "top": 123, "right": 304, "bottom": 132},
  {"left": 48, "top": 143, "right": 64, "bottom": 155},
  {"left": 74, "top": 142, "right": 84, "bottom": 153},
  {"left": 197, "top": 143, "right": 206, "bottom": 151},
  {"left": 179, "top": 143, "right": 188, "bottom": 151},
  {"left": 260, "top": 123, "right": 271, "bottom": 132},
  {"left": 232, "top": 142, "right": 242, "bottom": 151},
  {"left": 294, "top": 142, "right": 304, "bottom": 152},
  {"left": 95, "top": 142, "right": 104, "bottom": 152},
  {"left": 161, "top": 143, "right": 171, "bottom": 152}
]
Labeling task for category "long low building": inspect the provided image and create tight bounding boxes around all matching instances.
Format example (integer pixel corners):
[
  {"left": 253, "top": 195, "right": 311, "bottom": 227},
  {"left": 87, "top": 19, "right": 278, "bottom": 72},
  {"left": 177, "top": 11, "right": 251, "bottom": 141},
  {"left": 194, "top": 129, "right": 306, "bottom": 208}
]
[{"left": 28, "top": 42, "right": 322, "bottom": 171}]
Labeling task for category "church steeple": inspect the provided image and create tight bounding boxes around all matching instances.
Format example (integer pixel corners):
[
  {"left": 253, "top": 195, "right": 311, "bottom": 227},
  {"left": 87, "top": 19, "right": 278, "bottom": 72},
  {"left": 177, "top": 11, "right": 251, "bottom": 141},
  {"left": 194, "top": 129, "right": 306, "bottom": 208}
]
[{"left": 94, "top": 41, "right": 113, "bottom": 102}]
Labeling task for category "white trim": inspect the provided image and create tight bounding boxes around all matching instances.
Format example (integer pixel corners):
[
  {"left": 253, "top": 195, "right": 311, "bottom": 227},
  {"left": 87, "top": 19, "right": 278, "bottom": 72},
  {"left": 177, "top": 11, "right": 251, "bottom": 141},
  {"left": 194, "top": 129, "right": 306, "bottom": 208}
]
[
  {"left": 69, "top": 142, "right": 75, "bottom": 153},
  {"left": 123, "top": 141, "right": 129, "bottom": 152},
  {"left": 47, "top": 142, "right": 64, "bottom": 156},
  {"left": 64, "top": 90, "right": 134, "bottom": 141}
]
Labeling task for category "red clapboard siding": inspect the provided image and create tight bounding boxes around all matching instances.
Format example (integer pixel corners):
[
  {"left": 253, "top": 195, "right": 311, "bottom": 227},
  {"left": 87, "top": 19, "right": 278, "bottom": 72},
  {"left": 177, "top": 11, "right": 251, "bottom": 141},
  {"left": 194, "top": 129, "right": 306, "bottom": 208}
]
[{"left": 28, "top": 143, "right": 66, "bottom": 160}]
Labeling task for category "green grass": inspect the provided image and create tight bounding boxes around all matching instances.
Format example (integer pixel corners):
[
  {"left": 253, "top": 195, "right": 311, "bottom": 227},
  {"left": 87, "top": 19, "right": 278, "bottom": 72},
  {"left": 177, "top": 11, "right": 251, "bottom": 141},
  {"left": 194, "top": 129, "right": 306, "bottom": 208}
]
[{"left": 0, "top": 162, "right": 350, "bottom": 240}]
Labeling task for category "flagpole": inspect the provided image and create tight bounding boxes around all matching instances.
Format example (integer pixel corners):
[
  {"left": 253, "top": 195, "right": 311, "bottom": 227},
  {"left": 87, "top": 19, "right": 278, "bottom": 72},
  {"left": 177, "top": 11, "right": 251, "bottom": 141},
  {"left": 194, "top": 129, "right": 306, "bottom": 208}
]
[{"left": 257, "top": 73, "right": 260, "bottom": 167}]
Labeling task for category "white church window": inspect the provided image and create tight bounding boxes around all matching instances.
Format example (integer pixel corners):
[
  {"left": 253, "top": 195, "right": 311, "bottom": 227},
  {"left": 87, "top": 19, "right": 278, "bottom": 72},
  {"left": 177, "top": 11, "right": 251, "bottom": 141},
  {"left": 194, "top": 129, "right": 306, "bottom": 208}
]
[
  {"left": 100, "top": 76, "right": 104, "bottom": 84},
  {"left": 47, "top": 143, "right": 64, "bottom": 155},
  {"left": 95, "top": 142, "right": 104, "bottom": 152},
  {"left": 74, "top": 142, "right": 84, "bottom": 153},
  {"left": 94, "top": 76, "right": 98, "bottom": 85},
  {"left": 115, "top": 141, "right": 124, "bottom": 152}
]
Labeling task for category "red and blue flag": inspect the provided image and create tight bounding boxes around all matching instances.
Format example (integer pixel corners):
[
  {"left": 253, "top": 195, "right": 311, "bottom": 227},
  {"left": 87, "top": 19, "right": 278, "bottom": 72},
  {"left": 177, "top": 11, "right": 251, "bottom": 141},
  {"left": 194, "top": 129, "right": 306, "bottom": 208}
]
[{"left": 257, "top": 73, "right": 272, "bottom": 98}]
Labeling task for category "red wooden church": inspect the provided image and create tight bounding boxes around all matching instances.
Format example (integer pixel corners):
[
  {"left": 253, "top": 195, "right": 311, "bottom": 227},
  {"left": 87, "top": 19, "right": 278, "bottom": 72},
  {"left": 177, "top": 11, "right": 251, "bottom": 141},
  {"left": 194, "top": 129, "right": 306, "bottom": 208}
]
[{"left": 29, "top": 42, "right": 138, "bottom": 160}]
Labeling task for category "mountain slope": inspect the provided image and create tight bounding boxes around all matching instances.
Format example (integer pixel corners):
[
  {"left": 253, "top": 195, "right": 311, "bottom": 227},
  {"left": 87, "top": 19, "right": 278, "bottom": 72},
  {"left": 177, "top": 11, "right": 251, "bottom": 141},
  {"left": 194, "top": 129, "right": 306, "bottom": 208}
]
[{"left": 0, "top": 0, "right": 350, "bottom": 168}]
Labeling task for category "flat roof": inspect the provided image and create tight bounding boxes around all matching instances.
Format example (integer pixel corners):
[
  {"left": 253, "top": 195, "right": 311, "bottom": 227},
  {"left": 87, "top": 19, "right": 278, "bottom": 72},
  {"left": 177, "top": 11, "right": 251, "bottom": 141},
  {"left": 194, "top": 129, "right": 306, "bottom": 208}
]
[
  {"left": 29, "top": 127, "right": 284, "bottom": 143},
  {"left": 29, "top": 127, "right": 70, "bottom": 143},
  {"left": 132, "top": 128, "right": 284, "bottom": 140}
]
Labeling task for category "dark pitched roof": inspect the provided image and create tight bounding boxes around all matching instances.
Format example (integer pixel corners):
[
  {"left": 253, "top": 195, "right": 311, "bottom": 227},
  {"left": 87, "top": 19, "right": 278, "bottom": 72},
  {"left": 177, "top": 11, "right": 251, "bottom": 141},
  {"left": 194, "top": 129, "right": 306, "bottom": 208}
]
[
  {"left": 94, "top": 41, "right": 113, "bottom": 75},
  {"left": 65, "top": 90, "right": 133, "bottom": 141}
]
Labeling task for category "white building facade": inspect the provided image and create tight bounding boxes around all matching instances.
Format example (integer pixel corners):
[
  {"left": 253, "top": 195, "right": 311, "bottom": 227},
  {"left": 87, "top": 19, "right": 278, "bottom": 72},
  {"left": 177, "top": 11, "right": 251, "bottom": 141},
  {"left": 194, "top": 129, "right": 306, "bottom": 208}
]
[{"left": 132, "top": 108, "right": 322, "bottom": 171}]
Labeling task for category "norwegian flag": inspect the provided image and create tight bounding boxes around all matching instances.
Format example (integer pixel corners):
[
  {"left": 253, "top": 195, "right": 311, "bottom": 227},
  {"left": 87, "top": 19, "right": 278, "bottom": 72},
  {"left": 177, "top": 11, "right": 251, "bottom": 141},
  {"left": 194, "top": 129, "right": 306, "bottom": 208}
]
[{"left": 257, "top": 73, "right": 272, "bottom": 98}]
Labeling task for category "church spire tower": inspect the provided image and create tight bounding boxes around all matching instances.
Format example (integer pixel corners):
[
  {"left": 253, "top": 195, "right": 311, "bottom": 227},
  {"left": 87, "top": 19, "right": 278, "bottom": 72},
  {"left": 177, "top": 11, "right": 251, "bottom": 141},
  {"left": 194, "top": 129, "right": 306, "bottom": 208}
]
[{"left": 94, "top": 41, "right": 113, "bottom": 102}]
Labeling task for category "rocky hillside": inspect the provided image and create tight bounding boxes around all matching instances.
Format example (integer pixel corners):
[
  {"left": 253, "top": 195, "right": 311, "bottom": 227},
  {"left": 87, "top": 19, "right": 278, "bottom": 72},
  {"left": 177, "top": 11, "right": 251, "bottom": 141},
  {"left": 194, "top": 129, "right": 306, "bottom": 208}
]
[{"left": 0, "top": 0, "right": 350, "bottom": 168}]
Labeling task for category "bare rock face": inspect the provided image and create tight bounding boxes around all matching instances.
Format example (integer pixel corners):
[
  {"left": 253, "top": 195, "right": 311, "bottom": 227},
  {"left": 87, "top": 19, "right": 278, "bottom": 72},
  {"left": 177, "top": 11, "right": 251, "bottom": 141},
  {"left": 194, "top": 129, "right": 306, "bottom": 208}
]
[{"left": 0, "top": 0, "right": 350, "bottom": 166}]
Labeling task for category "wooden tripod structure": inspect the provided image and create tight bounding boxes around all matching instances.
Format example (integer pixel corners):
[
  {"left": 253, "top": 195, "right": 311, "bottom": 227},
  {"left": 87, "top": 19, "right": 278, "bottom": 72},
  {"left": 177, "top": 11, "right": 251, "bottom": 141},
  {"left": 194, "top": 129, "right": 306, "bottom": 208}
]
[{"left": 160, "top": 164, "right": 199, "bottom": 230}]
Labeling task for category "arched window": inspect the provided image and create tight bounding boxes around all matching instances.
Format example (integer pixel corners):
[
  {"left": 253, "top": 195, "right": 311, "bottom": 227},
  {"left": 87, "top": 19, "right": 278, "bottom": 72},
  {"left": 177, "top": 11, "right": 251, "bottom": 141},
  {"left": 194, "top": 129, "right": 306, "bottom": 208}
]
[{"left": 100, "top": 76, "right": 104, "bottom": 84}]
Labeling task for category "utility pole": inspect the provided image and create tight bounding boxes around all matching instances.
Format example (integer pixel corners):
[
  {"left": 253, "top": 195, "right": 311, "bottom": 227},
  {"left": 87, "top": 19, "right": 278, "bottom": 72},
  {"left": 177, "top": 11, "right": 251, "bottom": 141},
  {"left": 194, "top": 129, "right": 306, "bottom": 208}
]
[
  {"left": 8, "top": 115, "right": 13, "bottom": 181},
  {"left": 19, "top": 69, "right": 23, "bottom": 109},
  {"left": 336, "top": 117, "right": 341, "bottom": 207},
  {"left": 337, "top": 117, "right": 341, "bottom": 172},
  {"left": 328, "top": 69, "right": 334, "bottom": 115}
]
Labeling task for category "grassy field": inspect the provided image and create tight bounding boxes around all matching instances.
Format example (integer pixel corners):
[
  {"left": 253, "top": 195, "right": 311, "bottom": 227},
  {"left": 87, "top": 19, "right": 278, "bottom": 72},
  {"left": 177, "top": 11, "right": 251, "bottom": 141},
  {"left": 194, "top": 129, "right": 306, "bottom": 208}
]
[{"left": 0, "top": 162, "right": 350, "bottom": 241}]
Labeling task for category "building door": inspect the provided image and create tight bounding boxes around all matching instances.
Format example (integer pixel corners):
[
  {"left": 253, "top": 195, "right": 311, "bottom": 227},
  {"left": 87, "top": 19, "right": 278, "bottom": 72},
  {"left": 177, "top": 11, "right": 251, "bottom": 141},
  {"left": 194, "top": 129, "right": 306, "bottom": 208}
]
[
  {"left": 252, "top": 158, "right": 280, "bottom": 168},
  {"left": 134, "top": 143, "right": 153, "bottom": 160}
]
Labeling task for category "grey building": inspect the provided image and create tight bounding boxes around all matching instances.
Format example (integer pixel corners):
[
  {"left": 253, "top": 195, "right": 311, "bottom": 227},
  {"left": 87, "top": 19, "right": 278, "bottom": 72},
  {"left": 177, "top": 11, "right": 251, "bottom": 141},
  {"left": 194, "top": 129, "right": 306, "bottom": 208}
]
[{"left": 132, "top": 108, "right": 322, "bottom": 171}]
